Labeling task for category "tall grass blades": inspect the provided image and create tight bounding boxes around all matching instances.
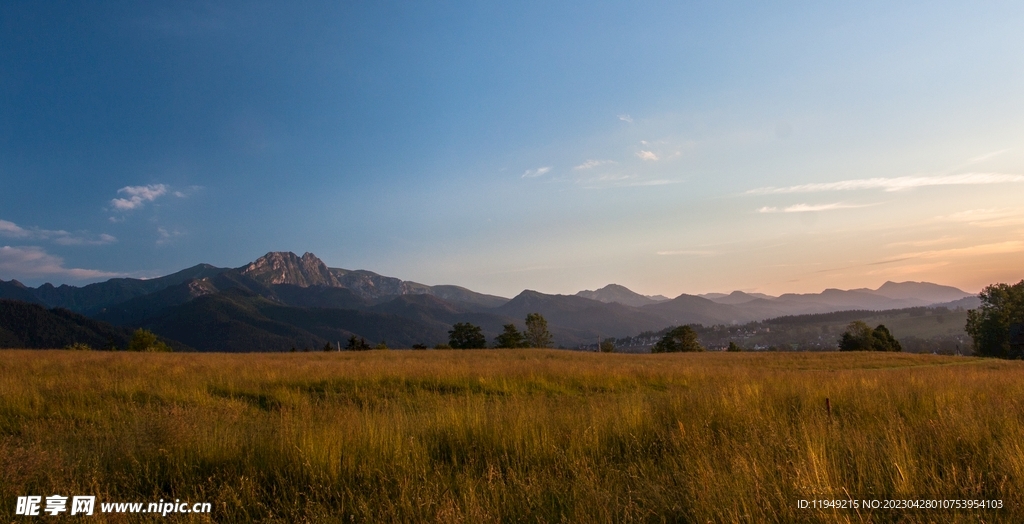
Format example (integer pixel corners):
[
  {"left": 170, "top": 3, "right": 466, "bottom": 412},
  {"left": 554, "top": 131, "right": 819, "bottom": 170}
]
[{"left": 1, "top": 350, "right": 1022, "bottom": 522}]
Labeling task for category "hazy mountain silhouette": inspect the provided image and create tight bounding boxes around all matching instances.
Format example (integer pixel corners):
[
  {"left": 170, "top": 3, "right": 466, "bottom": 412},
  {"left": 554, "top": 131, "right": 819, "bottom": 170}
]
[
  {"left": 0, "top": 251, "right": 980, "bottom": 351},
  {"left": 575, "top": 284, "right": 669, "bottom": 307}
]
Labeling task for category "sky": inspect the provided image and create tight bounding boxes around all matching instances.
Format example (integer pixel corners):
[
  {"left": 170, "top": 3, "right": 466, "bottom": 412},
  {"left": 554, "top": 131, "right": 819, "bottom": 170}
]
[{"left": 2, "top": 1, "right": 1024, "bottom": 298}]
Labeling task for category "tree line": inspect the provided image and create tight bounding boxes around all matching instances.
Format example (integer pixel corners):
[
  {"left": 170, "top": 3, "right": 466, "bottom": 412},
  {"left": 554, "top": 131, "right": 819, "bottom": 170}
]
[
  {"left": 966, "top": 280, "right": 1024, "bottom": 358},
  {"left": 446, "top": 313, "right": 553, "bottom": 349}
]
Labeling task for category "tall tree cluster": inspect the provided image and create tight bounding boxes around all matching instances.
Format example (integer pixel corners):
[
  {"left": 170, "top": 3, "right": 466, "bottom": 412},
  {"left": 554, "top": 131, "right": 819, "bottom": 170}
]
[
  {"left": 447, "top": 312, "right": 554, "bottom": 349},
  {"left": 652, "top": 326, "right": 705, "bottom": 353},
  {"left": 966, "top": 280, "right": 1024, "bottom": 358},
  {"left": 837, "top": 321, "right": 901, "bottom": 352}
]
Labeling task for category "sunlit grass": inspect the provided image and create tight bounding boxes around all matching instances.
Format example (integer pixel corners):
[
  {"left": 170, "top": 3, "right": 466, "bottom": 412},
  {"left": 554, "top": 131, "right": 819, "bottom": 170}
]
[{"left": 1, "top": 349, "right": 1022, "bottom": 522}]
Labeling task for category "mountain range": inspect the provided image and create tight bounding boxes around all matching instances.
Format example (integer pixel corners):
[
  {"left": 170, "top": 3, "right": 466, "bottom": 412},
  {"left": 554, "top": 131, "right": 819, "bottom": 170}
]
[{"left": 0, "top": 251, "right": 978, "bottom": 350}]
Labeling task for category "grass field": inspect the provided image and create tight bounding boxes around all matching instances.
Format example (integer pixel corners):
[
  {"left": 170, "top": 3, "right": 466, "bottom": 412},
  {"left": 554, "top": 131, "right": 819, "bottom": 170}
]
[{"left": 2, "top": 349, "right": 1023, "bottom": 522}]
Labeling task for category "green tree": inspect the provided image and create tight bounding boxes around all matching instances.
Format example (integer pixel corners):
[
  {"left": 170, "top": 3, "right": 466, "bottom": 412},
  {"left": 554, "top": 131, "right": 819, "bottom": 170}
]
[
  {"left": 839, "top": 321, "right": 902, "bottom": 351},
  {"left": 652, "top": 326, "right": 704, "bottom": 353},
  {"left": 966, "top": 280, "right": 1024, "bottom": 358},
  {"left": 494, "top": 323, "right": 527, "bottom": 348},
  {"left": 727, "top": 341, "right": 742, "bottom": 352},
  {"left": 127, "top": 328, "right": 171, "bottom": 352},
  {"left": 871, "top": 324, "right": 902, "bottom": 352},
  {"left": 839, "top": 321, "right": 874, "bottom": 351},
  {"left": 599, "top": 338, "right": 616, "bottom": 353},
  {"left": 346, "top": 336, "right": 371, "bottom": 351},
  {"left": 524, "top": 313, "right": 553, "bottom": 348},
  {"left": 323, "top": 342, "right": 334, "bottom": 352},
  {"left": 449, "top": 322, "right": 487, "bottom": 349}
]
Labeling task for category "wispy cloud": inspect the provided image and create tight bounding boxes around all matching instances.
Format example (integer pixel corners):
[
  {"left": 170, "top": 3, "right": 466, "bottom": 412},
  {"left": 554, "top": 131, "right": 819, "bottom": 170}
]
[
  {"left": 656, "top": 249, "right": 717, "bottom": 256},
  {"left": 757, "top": 202, "right": 877, "bottom": 213},
  {"left": 0, "top": 219, "right": 116, "bottom": 246},
  {"left": 0, "top": 220, "right": 29, "bottom": 238},
  {"left": 0, "top": 245, "right": 123, "bottom": 281},
  {"left": 573, "top": 159, "right": 615, "bottom": 170},
  {"left": 628, "top": 179, "right": 676, "bottom": 186},
  {"left": 579, "top": 173, "right": 635, "bottom": 183},
  {"left": 156, "top": 227, "right": 184, "bottom": 246},
  {"left": 578, "top": 176, "right": 678, "bottom": 189},
  {"left": 54, "top": 233, "right": 118, "bottom": 246},
  {"left": 903, "top": 241, "right": 1024, "bottom": 259},
  {"left": 933, "top": 208, "right": 1024, "bottom": 228},
  {"left": 521, "top": 167, "right": 552, "bottom": 178},
  {"left": 636, "top": 150, "right": 658, "bottom": 161},
  {"left": 110, "top": 184, "right": 169, "bottom": 210},
  {"left": 969, "top": 149, "right": 1010, "bottom": 163},
  {"left": 747, "top": 173, "right": 1024, "bottom": 194},
  {"left": 618, "top": 114, "right": 633, "bottom": 123},
  {"left": 885, "top": 236, "right": 961, "bottom": 248}
]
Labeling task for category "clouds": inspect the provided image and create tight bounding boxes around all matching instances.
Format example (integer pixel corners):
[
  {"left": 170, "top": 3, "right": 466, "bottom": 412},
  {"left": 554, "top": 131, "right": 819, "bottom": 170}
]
[
  {"left": 110, "top": 184, "right": 169, "bottom": 210},
  {"left": 0, "top": 220, "right": 29, "bottom": 238},
  {"left": 156, "top": 227, "right": 184, "bottom": 246},
  {"left": 757, "top": 203, "right": 877, "bottom": 213},
  {"left": 0, "top": 245, "right": 123, "bottom": 280},
  {"left": 933, "top": 208, "right": 1024, "bottom": 228},
  {"left": 0, "top": 219, "right": 116, "bottom": 246},
  {"left": 636, "top": 150, "right": 658, "bottom": 161},
  {"left": 656, "top": 249, "right": 717, "bottom": 256},
  {"left": 748, "top": 173, "right": 1024, "bottom": 194},
  {"left": 574, "top": 159, "right": 615, "bottom": 170},
  {"left": 521, "top": 167, "right": 552, "bottom": 178},
  {"left": 896, "top": 241, "right": 1024, "bottom": 261}
]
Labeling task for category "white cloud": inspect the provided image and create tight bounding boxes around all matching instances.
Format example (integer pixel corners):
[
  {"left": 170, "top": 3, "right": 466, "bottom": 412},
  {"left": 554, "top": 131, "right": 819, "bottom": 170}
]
[
  {"left": 521, "top": 167, "right": 552, "bottom": 178},
  {"left": 156, "top": 227, "right": 184, "bottom": 246},
  {"left": 885, "top": 236, "right": 961, "bottom": 248},
  {"left": 757, "top": 203, "right": 877, "bottom": 213},
  {"left": 574, "top": 159, "right": 615, "bottom": 170},
  {"left": 577, "top": 175, "right": 678, "bottom": 189},
  {"left": 0, "top": 219, "right": 116, "bottom": 245},
  {"left": 747, "top": 173, "right": 1024, "bottom": 194},
  {"left": 933, "top": 208, "right": 1024, "bottom": 228},
  {"left": 902, "top": 241, "right": 1024, "bottom": 259},
  {"left": 110, "top": 184, "right": 169, "bottom": 210},
  {"left": 0, "top": 220, "right": 29, "bottom": 238},
  {"left": 579, "top": 173, "right": 635, "bottom": 184},
  {"left": 628, "top": 179, "right": 676, "bottom": 186},
  {"left": 969, "top": 149, "right": 1010, "bottom": 163},
  {"left": 656, "top": 249, "right": 717, "bottom": 256},
  {"left": 0, "top": 245, "right": 123, "bottom": 281},
  {"left": 636, "top": 150, "right": 658, "bottom": 161},
  {"left": 53, "top": 233, "right": 118, "bottom": 246},
  {"left": 618, "top": 114, "right": 633, "bottom": 123},
  {"left": 745, "top": 172, "right": 1024, "bottom": 195}
]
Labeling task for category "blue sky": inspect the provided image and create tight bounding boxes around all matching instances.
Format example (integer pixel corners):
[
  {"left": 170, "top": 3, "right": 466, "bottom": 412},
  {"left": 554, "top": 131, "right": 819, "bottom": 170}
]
[{"left": 2, "top": 1, "right": 1023, "bottom": 297}]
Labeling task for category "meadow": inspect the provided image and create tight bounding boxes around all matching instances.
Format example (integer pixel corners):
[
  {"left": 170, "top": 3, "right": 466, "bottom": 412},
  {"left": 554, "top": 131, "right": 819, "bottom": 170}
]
[{"left": 2, "top": 349, "right": 1023, "bottom": 522}]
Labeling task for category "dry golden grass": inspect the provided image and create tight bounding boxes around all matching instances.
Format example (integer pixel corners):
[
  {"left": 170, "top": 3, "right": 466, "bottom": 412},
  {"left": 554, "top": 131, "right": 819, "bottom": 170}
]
[{"left": 2, "top": 349, "right": 1023, "bottom": 522}]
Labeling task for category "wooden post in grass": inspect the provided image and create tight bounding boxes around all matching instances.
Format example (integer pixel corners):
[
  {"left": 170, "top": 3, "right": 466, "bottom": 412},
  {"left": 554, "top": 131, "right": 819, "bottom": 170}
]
[{"left": 825, "top": 397, "right": 832, "bottom": 418}]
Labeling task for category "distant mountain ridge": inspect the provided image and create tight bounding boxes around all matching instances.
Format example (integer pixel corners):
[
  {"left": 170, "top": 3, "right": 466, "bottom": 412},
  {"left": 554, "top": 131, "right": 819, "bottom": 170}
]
[
  {"left": 0, "top": 251, "right": 981, "bottom": 351},
  {"left": 0, "top": 251, "right": 508, "bottom": 314},
  {"left": 575, "top": 284, "right": 670, "bottom": 307}
]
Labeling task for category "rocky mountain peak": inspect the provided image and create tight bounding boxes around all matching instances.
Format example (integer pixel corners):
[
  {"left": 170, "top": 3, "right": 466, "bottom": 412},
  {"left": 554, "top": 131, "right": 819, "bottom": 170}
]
[{"left": 239, "top": 251, "right": 341, "bottom": 287}]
